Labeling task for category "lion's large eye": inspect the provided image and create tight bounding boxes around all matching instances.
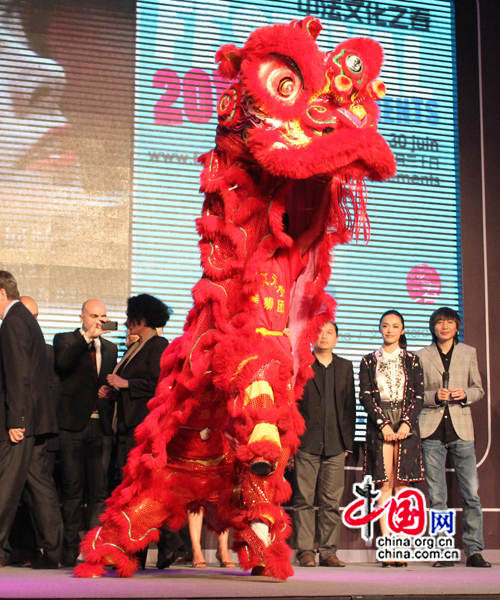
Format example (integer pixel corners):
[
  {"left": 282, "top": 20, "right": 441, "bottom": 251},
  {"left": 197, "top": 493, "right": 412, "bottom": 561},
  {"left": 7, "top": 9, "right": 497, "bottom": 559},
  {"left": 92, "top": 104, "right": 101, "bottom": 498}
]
[
  {"left": 259, "top": 55, "right": 303, "bottom": 103},
  {"left": 278, "top": 77, "right": 295, "bottom": 97},
  {"left": 345, "top": 54, "right": 362, "bottom": 74}
]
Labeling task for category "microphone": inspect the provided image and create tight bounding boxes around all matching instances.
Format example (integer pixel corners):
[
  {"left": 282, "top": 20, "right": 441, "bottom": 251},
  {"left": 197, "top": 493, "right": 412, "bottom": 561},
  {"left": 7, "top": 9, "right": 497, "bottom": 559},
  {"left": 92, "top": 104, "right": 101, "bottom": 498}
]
[
  {"left": 442, "top": 370, "right": 450, "bottom": 389},
  {"left": 439, "top": 370, "right": 451, "bottom": 406}
]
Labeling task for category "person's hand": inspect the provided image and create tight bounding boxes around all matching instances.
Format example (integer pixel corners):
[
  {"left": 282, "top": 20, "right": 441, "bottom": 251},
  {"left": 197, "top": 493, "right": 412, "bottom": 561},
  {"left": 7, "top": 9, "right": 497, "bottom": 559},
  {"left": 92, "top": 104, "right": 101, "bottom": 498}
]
[
  {"left": 395, "top": 422, "right": 411, "bottom": 440},
  {"left": 87, "top": 319, "right": 111, "bottom": 339},
  {"left": 282, "top": 328, "right": 291, "bottom": 338},
  {"left": 436, "top": 388, "right": 451, "bottom": 403},
  {"left": 450, "top": 388, "right": 466, "bottom": 401},
  {"left": 98, "top": 385, "right": 115, "bottom": 399},
  {"left": 9, "top": 428, "right": 25, "bottom": 443},
  {"left": 199, "top": 427, "right": 212, "bottom": 441},
  {"left": 107, "top": 374, "right": 129, "bottom": 388},
  {"left": 381, "top": 424, "right": 395, "bottom": 442}
]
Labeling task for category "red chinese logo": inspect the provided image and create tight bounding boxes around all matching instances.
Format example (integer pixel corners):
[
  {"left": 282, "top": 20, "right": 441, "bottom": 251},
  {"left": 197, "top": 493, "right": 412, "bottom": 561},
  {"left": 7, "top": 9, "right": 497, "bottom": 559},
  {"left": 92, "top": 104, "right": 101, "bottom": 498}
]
[{"left": 343, "top": 477, "right": 426, "bottom": 541}]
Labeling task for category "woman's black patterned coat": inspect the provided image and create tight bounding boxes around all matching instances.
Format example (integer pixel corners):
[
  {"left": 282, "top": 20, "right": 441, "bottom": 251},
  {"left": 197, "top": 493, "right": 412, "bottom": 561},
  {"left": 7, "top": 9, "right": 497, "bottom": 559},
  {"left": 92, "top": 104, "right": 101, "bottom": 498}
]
[{"left": 359, "top": 350, "right": 425, "bottom": 483}]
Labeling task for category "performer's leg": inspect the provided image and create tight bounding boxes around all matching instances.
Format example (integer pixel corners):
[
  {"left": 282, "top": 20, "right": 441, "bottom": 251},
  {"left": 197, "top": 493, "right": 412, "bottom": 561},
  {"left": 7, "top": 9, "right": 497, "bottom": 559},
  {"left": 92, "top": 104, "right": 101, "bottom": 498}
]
[
  {"left": 229, "top": 359, "right": 300, "bottom": 580},
  {"left": 217, "top": 529, "right": 234, "bottom": 566},
  {"left": 188, "top": 510, "right": 206, "bottom": 567},
  {"left": 74, "top": 465, "right": 188, "bottom": 578},
  {"left": 235, "top": 446, "right": 294, "bottom": 580}
]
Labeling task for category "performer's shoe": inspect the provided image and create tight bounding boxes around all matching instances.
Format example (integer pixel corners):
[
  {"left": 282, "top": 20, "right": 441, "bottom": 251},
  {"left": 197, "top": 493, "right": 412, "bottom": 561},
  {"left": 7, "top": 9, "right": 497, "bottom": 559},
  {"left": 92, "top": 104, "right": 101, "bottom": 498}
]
[
  {"left": 432, "top": 560, "right": 454, "bottom": 567},
  {"left": 251, "top": 564, "right": 266, "bottom": 576},
  {"left": 466, "top": 553, "right": 491, "bottom": 568},
  {"left": 299, "top": 551, "right": 316, "bottom": 567},
  {"left": 136, "top": 548, "right": 148, "bottom": 570},
  {"left": 156, "top": 551, "right": 174, "bottom": 570},
  {"left": 74, "top": 561, "right": 106, "bottom": 578},
  {"left": 193, "top": 561, "right": 207, "bottom": 568},
  {"left": 249, "top": 458, "right": 273, "bottom": 477},
  {"left": 319, "top": 554, "right": 346, "bottom": 567},
  {"left": 216, "top": 550, "right": 236, "bottom": 568},
  {"left": 0, "top": 556, "right": 7, "bottom": 568},
  {"left": 394, "top": 561, "right": 407, "bottom": 568},
  {"left": 381, "top": 561, "right": 396, "bottom": 568}
]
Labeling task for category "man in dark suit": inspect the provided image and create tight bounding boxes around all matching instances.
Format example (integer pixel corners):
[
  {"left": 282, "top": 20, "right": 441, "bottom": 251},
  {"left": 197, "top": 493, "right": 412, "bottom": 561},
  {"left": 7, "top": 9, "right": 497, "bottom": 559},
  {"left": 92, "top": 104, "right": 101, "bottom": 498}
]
[
  {"left": 54, "top": 298, "right": 117, "bottom": 567},
  {"left": 0, "top": 271, "right": 63, "bottom": 569},
  {"left": 293, "top": 321, "right": 356, "bottom": 567},
  {"left": 8, "top": 296, "right": 62, "bottom": 567}
]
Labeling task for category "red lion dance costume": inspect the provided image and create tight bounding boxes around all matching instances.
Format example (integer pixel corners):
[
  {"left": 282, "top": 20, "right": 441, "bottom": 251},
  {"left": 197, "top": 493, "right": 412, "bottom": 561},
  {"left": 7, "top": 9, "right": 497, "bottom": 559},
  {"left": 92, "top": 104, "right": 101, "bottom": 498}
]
[{"left": 76, "top": 16, "right": 395, "bottom": 580}]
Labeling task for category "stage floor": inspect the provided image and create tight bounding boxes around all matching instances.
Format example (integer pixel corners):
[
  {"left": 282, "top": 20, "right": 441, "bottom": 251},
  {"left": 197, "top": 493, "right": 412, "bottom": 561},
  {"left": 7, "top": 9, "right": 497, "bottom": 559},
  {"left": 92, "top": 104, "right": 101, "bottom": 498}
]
[{"left": 1, "top": 562, "right": 499, "bottom": 600}]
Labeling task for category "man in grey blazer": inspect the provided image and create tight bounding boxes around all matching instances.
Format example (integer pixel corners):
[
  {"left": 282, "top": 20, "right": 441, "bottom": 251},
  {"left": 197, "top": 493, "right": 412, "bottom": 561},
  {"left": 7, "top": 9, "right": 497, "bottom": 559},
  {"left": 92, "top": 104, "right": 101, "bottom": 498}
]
[{"left": 417, "top": 307, "right": 490, "bottom": 568}]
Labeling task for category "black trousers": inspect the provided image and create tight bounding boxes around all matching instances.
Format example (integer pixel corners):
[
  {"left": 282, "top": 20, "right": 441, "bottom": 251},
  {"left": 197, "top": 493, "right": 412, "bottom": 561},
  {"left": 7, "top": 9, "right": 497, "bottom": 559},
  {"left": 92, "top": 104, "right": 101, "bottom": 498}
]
[
  {"left": 117, "top": 426, "right": 136, "bottom": 476},
  {"left": 59, "top": 419, "right": 113, "bottom": 551},
  {"left": 0, "top": 436, "right": 63, "bottom": 563}
]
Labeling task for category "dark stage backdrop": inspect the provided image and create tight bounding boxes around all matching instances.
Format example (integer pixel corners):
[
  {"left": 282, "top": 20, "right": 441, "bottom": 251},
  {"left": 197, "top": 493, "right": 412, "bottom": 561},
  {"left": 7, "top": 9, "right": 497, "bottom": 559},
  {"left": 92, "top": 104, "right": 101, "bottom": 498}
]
[{"left": 0, "top": 0, "right": 498, "bottom": 554}]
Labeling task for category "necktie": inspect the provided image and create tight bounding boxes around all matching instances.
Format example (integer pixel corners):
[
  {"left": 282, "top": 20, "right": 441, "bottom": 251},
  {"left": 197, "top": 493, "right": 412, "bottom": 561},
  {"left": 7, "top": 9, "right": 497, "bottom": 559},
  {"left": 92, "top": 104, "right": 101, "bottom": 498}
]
[
  {"left": 89, "top": 341, "right": 99, "bottom": 414},
  {"left": 89, "top": 340, "right": 98, "bottom": 378}
]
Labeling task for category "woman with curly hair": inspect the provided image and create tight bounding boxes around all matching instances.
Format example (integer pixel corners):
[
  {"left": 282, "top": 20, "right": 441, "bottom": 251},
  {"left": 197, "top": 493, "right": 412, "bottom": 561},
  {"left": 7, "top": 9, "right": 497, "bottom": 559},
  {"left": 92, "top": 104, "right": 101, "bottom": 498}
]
[{"left": 100, "top": 294, "right": 171, "bottom": 473}]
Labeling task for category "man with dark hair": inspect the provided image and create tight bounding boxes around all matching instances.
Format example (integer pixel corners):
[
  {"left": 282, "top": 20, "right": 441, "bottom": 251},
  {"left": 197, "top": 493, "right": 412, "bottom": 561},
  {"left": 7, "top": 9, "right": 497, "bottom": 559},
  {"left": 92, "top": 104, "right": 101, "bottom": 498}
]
[
  {"left": 53, "top": 299, "right": 117, "bottom": 567},
  {"left": 293, "top": 321, "right": 355, "bottom": 567},
  {"left": 0, "top": 271, "right": 63, "bottom": 569},
  {"left": 417, "top": 307, "right": 490, "bottom": 568}
]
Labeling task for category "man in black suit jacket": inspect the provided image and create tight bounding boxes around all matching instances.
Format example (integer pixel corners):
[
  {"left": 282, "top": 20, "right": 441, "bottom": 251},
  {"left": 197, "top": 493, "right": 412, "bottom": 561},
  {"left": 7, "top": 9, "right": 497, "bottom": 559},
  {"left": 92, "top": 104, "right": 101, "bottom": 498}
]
[
  {"left": 0, "top": 271, "right": 63, "bottom": 568},
  {"left": 53, "top": 298, "right": 117, "bottom": 567},
  {"left": 293, "top": 322, "right": 356, "bottom": 567}
]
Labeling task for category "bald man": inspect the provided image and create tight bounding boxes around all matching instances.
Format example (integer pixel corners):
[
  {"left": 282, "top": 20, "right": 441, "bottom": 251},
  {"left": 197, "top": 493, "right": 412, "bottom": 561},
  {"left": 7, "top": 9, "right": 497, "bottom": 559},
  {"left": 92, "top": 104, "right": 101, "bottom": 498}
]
[
  {"left": 19, "top": 296, "right": 38, "bottom": 318},
  {"left": 53, "top": 299, "right": 117, "bottom": 567}
]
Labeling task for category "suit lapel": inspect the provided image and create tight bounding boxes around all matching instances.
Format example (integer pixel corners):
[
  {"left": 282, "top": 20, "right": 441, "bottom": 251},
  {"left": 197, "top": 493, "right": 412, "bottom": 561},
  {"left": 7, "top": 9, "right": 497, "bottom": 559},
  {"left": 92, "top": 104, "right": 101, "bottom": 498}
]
[
  {"left": 449, "top": 342, "right": 464, "bottom": 372},
  {"left": 427, "top": 344, "right": 444, "bottom": 374},
  {"left": 74, "top": 329, "right": 94, "bottom": 372},
  {"left": 98, "top": 339, "right": 108, "bottom": 384},
  {"left": 120, "top": 338, "right": 150, "bottom": 377}
]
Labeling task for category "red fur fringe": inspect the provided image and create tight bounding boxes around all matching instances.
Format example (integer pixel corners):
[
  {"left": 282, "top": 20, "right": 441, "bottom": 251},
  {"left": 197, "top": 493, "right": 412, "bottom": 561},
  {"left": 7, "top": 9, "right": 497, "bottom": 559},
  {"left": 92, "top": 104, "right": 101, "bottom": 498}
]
[{"left": 76, "top": 16, "right": 396, "bottom": 582}]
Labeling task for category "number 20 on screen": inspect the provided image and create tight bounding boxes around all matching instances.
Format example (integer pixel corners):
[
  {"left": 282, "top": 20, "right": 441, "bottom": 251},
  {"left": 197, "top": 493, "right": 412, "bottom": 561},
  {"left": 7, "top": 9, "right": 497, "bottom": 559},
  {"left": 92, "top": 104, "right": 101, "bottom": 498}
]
[{"left": 153, "top": 67, "right": 226, "bottom": 126}]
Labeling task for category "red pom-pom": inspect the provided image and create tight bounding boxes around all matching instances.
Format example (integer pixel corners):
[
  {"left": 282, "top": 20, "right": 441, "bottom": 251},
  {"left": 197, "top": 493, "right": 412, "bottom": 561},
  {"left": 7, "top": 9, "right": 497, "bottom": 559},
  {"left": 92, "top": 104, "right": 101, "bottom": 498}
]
[{"left": 215, "top": 43, "right": 243, "bottom": 80}]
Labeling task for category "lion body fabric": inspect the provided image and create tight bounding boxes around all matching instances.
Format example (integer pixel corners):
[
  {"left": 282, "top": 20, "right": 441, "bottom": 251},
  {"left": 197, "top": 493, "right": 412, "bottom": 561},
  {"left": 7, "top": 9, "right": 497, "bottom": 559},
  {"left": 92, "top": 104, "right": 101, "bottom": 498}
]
[{"left": 75, "top": 16, "right": 396, "bottom": 580}]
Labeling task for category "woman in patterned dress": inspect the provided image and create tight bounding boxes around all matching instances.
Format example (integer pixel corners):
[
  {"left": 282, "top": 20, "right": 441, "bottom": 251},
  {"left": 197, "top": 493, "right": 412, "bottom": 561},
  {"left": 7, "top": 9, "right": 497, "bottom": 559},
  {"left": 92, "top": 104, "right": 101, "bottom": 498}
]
[{"left": 359, "top": 310, "right": 424, "bottom": 565}]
